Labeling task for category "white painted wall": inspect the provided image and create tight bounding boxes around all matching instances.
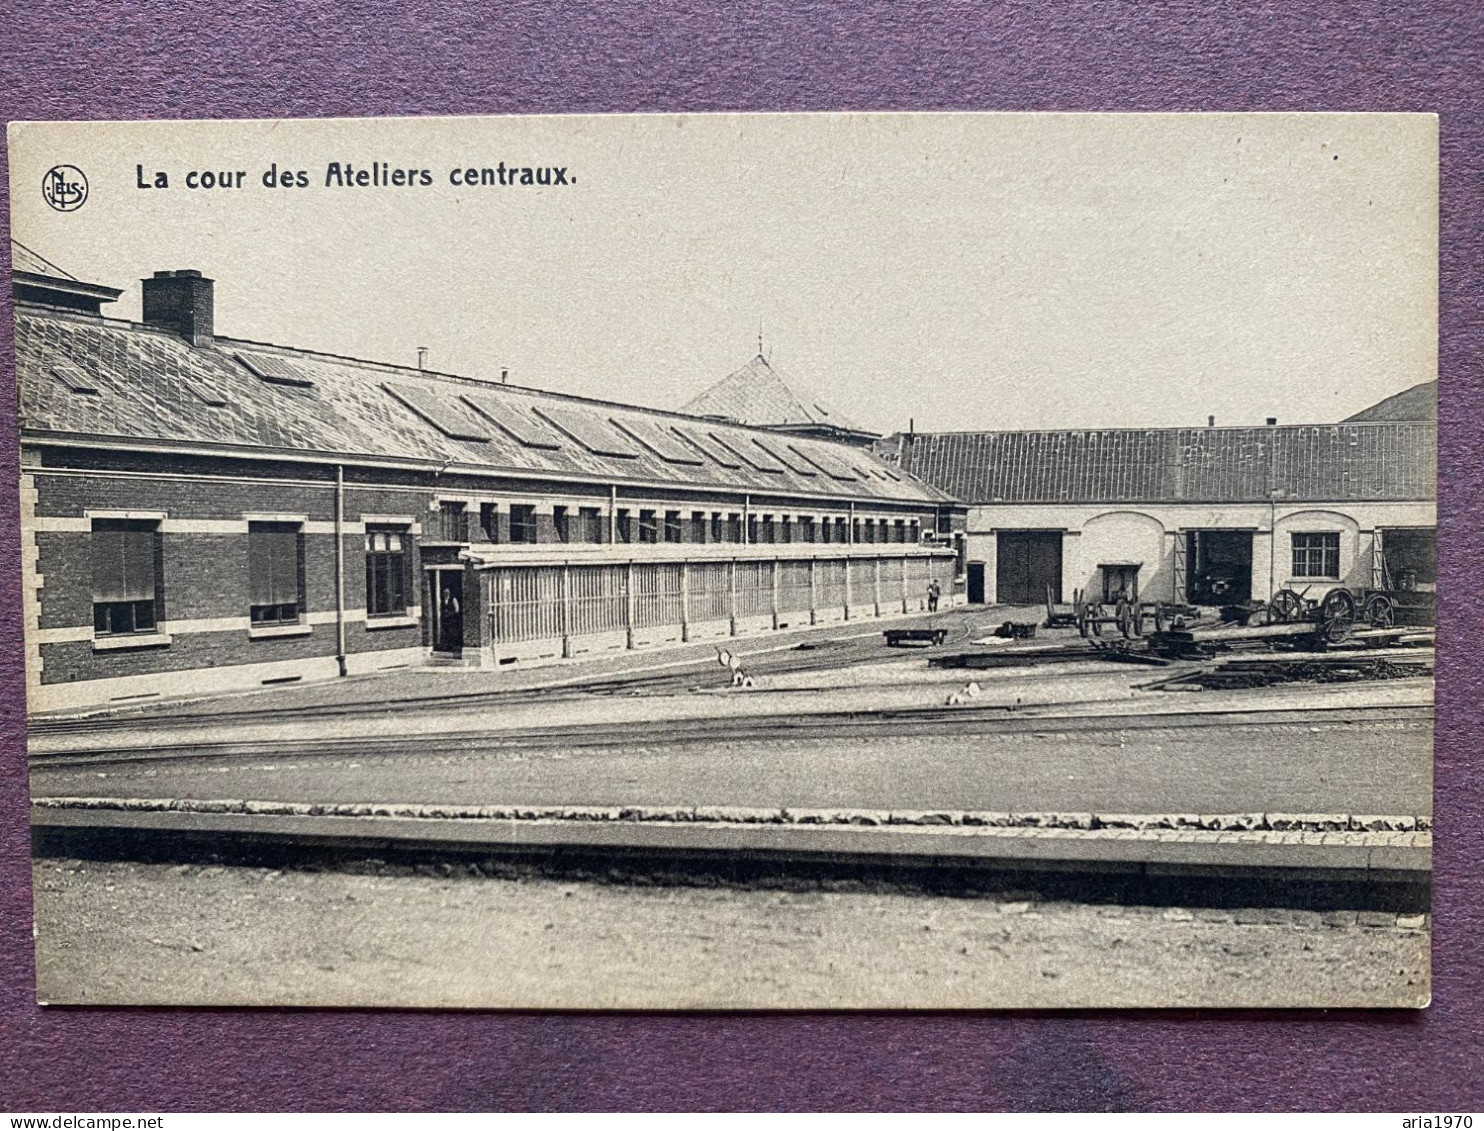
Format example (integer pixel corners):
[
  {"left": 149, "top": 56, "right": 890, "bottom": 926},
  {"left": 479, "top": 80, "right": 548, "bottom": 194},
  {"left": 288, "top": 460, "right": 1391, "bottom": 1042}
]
[{"left": 966, "top": 499, "right": 1435, "bottom": 606}]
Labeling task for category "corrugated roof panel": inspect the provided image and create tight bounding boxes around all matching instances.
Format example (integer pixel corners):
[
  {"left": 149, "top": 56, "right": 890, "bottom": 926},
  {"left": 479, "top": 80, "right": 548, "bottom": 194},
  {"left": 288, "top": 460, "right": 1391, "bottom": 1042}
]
[
  {"left": 535, "top": 405, "right": 640, "bottom": 458},
  {"left": 612, "top": 416, "right": 704, "bottom": 465},
  {"left": 897, "top": 424, "right": 1435, "bottom": 504},
  {"left": 236, "top": 350, "right": 315, "bottom": 388},
  {"left": 382, "top": 382, "right": 492, "bottom": 442},
  {"left": 461, "top": 391, "right": 563, "bottom": 450}
]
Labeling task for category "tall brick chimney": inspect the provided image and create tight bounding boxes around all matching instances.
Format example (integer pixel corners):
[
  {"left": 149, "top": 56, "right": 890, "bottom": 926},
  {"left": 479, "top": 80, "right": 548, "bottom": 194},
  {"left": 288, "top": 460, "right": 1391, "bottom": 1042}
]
[{"left": 141, "top": 270, "right": 214, "bottom": 345}]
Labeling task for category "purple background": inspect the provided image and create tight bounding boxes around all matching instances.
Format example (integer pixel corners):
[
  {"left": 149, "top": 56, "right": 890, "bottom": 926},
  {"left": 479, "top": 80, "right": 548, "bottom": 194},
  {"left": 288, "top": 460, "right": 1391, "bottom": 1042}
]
[{"left": 2, "top": 0, "right": 1480, "bottom": 1112}]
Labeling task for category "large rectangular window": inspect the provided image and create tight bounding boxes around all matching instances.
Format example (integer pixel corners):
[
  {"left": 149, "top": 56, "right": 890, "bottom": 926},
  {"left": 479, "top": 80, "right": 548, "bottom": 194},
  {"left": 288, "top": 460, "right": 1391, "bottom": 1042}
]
[
  {"left": 1291, "top": 532, "right": 1341, "bottom": 579},
  {"left": 509, "top": 504, "right": 537, "bottom": 544},
  {"left": 639, "top": 509, "right": 659, "bottom": 544},
  {"left": 92, "top": 518, "right": 161, "bottom": 636},
  {"left": 579, "top": 506, "right": 603, "bottom": 543},
  {"left": 248, "top": 521, "right": 304, "bottom": 626},
  {"left": 479, "top": 503, "right": 499, "bottom": 543},
  {"left": 664, "top": 510, "right": 683, "bottom": 543},
  {"left": 435, "top": 501, "right": 468, "bottom": 543},
  {"left": 617, "top": 508, "right": 633, "bottom": 543},
  {"left": 553, "top": 506, "right": 571, "bottom": 543},
  {"left": 365, "top": 525, "right": 410, "bottom": 617},
  {"left": 691, "top": 511, "right": 707, "bottom": 543}
]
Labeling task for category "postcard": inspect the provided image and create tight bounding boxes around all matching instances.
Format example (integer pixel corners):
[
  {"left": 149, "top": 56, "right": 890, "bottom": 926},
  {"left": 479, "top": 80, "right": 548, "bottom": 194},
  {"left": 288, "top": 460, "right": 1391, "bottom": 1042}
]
[{"left": 10, "top": 112, "right": 1435, "bottom": 1007}]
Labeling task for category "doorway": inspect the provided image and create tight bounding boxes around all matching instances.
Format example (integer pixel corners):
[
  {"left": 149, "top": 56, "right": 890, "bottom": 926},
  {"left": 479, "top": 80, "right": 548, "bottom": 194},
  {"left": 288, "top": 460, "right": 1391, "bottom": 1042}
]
[
  {"left": 433, "top": 571, "right": 464, "bottom": 653},
  {"left": 996, "top": 531, "right": 1063, "bottom": 606},
  {"left": 967, "top": 561, "right": 986, "bottom": 604},
  {"left": 1181, "top": 530, "right": 1253, "bottom": 605}
]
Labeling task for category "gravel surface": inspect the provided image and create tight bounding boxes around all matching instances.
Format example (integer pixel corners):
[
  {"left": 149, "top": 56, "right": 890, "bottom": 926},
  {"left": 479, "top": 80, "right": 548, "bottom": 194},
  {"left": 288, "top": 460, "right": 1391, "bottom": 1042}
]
[{"left": 31, "top": 858, "right": 1430, "bottom": 1009}]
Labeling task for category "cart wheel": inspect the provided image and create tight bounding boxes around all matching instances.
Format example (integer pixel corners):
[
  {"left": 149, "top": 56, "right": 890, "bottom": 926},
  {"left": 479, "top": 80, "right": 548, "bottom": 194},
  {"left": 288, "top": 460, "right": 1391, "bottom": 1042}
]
[
  {"left": 1153, "top": 606, "right": 1167, "bottom": 634},
  {"left": 1364, "top": 594, "right": 1396, "bottom": 628},
  {"left": 1269, "top": 589, "right": 1303, "bottom": 623},
  {"left": 1322, "top": 613, "right": 1354, "bottom": 645},
  {"left": 1320, "top": 588, "right": 1358, "bottom": 623},
  {"left": 1088, "top": 603, "right": 1105, "bottom": 637}
]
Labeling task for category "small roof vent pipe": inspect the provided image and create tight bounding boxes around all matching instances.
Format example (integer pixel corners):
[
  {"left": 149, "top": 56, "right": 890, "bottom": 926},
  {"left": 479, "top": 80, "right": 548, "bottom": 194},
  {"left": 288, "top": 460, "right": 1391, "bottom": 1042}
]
[{"left": 416, "top": 347, "right": 428, "bottom": 370}]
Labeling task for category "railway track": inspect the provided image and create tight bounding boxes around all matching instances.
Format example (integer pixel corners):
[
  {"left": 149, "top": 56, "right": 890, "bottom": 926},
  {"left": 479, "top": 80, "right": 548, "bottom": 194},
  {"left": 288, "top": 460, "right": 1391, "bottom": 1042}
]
[
  {"left": 28, "top": 614, "right": 996, "bottom": 735},
  {"left": 29, "top": 701, "right": 1431, "bottom": 770}
]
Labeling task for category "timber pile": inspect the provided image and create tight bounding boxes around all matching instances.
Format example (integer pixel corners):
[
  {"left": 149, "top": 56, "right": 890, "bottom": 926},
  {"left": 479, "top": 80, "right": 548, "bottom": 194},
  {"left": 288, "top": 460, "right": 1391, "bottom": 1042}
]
[{"left": 1151, "top": 649, "right": 1434, "bottom": 691}]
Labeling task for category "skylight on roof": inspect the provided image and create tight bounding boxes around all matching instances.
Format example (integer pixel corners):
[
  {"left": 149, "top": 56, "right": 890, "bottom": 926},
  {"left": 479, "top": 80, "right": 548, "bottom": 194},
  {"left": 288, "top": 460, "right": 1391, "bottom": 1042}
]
[
  {"left": 461, "top": 392, "right": 564, "bottom": 450},
  {"left": 50, "top": 362, "right": 98, "bottom": 396},
  {"left": 711, "top": 433, "right": 784, "bottom": 473},
  {"left": 236, "top": 351, "right": 315, "bottom": 388},
  {"left": 534, "top": 406, "right": 639, "bottom": 459},
  {"left": 382, "top": 383, "right": 492, "bottom": 442},
  {"left": 612, "top": 417, "right": 703, "bottom": 465},
  {"left": 753, "top": 437, "right": 816, "bottom": 476},
  {"left": 675, "top": 427, "right": 742, "bottom": 468},
  {"left": 789, "top": 443, "right": 858, "bottom": 482}
]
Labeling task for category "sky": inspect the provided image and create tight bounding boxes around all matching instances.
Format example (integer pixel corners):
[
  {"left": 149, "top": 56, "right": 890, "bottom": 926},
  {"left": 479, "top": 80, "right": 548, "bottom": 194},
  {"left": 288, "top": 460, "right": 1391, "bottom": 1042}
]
[{"left": 10, "top": 113, "right": 1437, "bottom": 434}]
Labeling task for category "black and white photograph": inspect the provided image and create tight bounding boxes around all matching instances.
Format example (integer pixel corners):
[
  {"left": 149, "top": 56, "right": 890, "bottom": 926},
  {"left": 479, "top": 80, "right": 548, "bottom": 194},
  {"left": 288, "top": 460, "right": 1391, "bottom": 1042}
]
[{"left": 9, "top": 112, "right": 1436, "bottom": 1008}]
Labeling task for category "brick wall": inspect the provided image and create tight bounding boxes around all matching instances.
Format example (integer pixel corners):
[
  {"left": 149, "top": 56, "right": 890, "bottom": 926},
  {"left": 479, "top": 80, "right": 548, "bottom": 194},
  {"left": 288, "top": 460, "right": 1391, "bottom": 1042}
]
[{"left": 31, "top": 468, "right": 431, "bottom": 685}]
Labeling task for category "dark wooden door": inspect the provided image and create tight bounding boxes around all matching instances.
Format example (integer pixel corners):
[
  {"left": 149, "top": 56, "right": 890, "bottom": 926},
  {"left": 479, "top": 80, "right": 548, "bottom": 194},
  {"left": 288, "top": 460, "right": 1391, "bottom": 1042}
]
[
  {"left": 996, "top": 532, "right": 1062, "bottom": 605},
  {"left": 434, "top": 572, "right": 464, "bottom": 653},
  {"left": 967, "top": 561, "right": 986, "bottom": 604}
]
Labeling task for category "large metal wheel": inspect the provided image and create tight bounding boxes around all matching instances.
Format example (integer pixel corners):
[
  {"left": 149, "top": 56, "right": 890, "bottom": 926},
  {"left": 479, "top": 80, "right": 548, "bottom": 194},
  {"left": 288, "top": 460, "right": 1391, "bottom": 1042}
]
[
  {"left": 1116, "top": 599, "right": 1146, "bottom": 638},
  {"left": 1320, "top": 588, "right": 1358, "bottom": 622},
  {"left": 1079, "top": 601, "right": 1105, "bottom": 638},
  {"left": 1364, "top": 594, "right": 1396, "bottom": 628},
  {"left": 1320, "top": 588, "right": 1357, "bottom": 645},
  {"left": 1269, "top": 588, "right": 1304, "bottom": 623},
  {"left": 1322, "top": 614, "right": 1354, "bottom": 645}
]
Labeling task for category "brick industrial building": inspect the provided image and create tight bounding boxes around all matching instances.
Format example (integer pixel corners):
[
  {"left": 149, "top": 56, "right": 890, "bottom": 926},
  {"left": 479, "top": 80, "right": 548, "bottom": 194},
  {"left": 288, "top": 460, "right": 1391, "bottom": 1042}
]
[
  {"left": 881, "top": 400, "right": 1436, "bottom": 614},
  {"left": 14, "top": 246, "right": 966, "bottom": 713}
]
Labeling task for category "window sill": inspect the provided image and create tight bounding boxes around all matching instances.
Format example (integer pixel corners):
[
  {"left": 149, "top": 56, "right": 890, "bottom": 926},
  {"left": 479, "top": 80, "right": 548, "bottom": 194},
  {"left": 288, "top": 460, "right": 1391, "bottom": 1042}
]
[
  {"left": 366, "top": 614, "right": 419, "bottom": 631},
  {"left": 93, "top": 632, "right": 173, "bottom": 651},
  {"left": 1284, "top": 578, "right": 1342, "bottom": 586},
  {"left": 249, "top": 623, "right": 313, "bottom": 639}
]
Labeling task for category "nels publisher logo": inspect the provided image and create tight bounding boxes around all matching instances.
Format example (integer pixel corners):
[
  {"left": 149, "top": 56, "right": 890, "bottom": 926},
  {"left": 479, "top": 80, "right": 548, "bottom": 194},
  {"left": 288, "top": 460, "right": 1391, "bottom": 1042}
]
[{"left": 42, "top": 164, "right": 88, "bottom": 212}]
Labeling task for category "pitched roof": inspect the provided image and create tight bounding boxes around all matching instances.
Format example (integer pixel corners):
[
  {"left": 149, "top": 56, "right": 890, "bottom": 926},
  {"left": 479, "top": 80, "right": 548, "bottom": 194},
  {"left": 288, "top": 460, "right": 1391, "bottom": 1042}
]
[
  {"left": 15, "top": 305, "right": 951, "bottom": 506},
  {"left": 1343, "top": 380, "right": 1437, "bottom": 423},
  {"left": 679, "top": 355, "right": 870, "bottom": 436},
  {"left": 887, "top": 423, "right": 1436, "bottom": 505},
  {"left": 12, "top": 241, "right": 78, "bottom": 279}
]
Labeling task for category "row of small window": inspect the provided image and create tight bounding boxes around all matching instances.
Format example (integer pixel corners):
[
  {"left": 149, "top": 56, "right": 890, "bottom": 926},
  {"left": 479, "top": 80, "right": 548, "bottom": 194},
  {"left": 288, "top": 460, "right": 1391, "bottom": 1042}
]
[
  {"left": 434, "top": 501, "right": 923, "bottom": 546},
  {"left": 91, "top": 518, "right": 416, "bottom": 637}
]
